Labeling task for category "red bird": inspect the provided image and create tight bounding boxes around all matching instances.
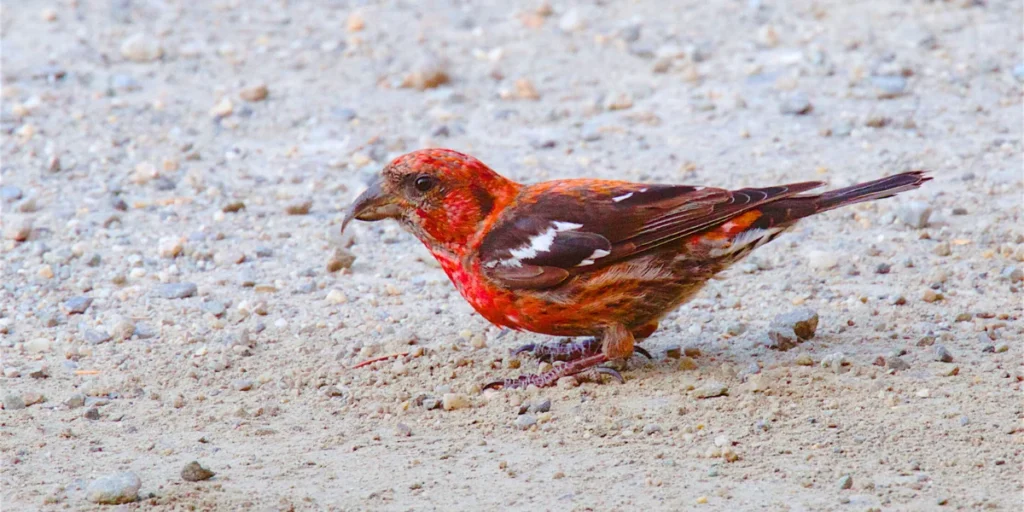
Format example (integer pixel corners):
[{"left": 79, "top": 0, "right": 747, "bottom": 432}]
[{"left": 342, "top": 149, "right": 929, "bottom": 389}]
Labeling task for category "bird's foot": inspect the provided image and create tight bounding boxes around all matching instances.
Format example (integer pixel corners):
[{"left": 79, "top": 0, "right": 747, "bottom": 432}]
[
  {"left": 511, "top": 338, "right": 651, "bottom": 363},
  {"left": 483, "top": 354, "right": 621, "bottom": 390}
]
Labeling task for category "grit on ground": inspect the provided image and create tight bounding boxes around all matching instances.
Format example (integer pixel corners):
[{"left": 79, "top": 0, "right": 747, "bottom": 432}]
[{"left": 1, "top": 1, "right": 1021, "bottom": 510}]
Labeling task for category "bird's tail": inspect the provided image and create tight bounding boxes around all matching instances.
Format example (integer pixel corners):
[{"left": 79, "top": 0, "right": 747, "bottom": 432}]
[{"left": 755, "top": 171, "right": 931, "bottom": 227}]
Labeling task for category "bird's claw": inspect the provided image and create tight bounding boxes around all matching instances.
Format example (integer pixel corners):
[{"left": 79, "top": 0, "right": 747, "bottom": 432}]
[
  {"left": 483, "top": 353, "right": 615, "bottom": 390},
  {"left": 511, "top": 338, "right": 651, "bottom": 363}
]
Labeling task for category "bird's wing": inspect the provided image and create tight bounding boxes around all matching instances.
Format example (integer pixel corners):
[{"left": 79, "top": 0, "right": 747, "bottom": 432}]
[{"left": 477, "top": 178, "right": 823, "bottom": 289}]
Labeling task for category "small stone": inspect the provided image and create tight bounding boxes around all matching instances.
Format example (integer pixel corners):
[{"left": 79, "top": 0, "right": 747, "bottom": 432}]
[
  {"left": 22, "top": 392, "right": 44, "bottom": 406},
  {"left": 3, "top": 367, "right": 19, "bottom": 378},
  {"left": 442, "top": 393, "right": 470, "bottom": 411},
  {"left": 347, "top": 11, "right": 365, "bottom": 31},
  {"left": 325, "top": 289, "right": 348, "bottom": 304},
  {"left": 3, "top": 215, "right": 33, "bottom": 241},
  {"left": 25, "top": 338, "right": 51, "bottom": 353},
  {"left": 84, "top": 329, "right": 112, "bottom": 344},
  {"left": 664, "top": 345, "right": 682, "bottom": 359},
  {"left": 922, "top": 289, "right": 942, "bottom": 303},
  {"left": 233, "top": 379, "right": 254, "bottom": 391},
  {"left": 222, "top": 201, "right": 245, "bottom": 213},
  {"left": 679, "top": 357, "right": 699, "bottom": 371},
  {"left": 875, "top": 263, "right": 892, "bottom": 275},
  {"left": 683, "top": 346, "right": 701, "bottom": 358},
  {"left": 210, "top": 97, "right": 233, "bottom": 117},
  {"left": 202, "top": 301, "right": 226, "bottom": 317},
  {"left": 954, "top": 312, "right": 972, "bottom": 323},
  {"left": 604, "top": 91, "right": 634, "bottom": 111},
  {"left": 897, "top": 202, "right": 932, "bottom": 229},
  {"left": 64, "top": 296, "right": 93, "bottom": 314},
  {"left": 87, "top": 472, "right": 142, "bottom": 504},
  {"left": 84, "top": 407, "right": 101, "bottom": 420},
  {"left": 515, "top": 414, "right": 538, "bottom": 430},
  {"left": 1, "top": 185, "right": 23, "bottom": 202},
  {"left": 65, "top": 393, "right": 86, "bottom": 409},
  {"left": 807, "top": 250, "right": 840, "bottom": 270},
  {"left": 181, "top": 461, "right": 215, "bottom": 482},
  {"left": 887, "top": 356, "right": 911, "bottom": 371},
  {"left": 285, "top": 198, "right": 312, "bottom": 215},
  {"left": 401, "top": 55, "right": 451, "bottom": 90},
  {"left": 795, "top": 353, "right": 814, "bottom": 366},
  {"left": 531, "top": 398, "right": 551, "bottom": 413},
  {"left": 239, "top": 83, "right": 269, "bottom": 102},
  {"left": 779, "top": 91, "right": 813, "bottom": 115},
  {"left": 470, "top": 334, "right": 487, "bottom": 349},
  {"left": 26, "top": 363, "right": 49, "bottom": 379},
  {"left": 514, "top": 78, "right": 540, "bottom": 100},
  {"left": 120, "top": 33, "right": 163, "bottom": 62},
  {"left": 422, "top": 398, "right": 441, "bottom": 410},
  {"left": 110, "top": 317, "right": 136, "bottom": 341},
  {"left": 1000, "top": 266, "right": 1023, "bottom": 282},
  {"left": 725, "top": 322, "right": 746, "bottom": 336},
  {"left": 155, "top": 282, "right": 197, "bottom": 299},
  {"left": 933, "top": 345, "right": 954, "bottom": 363},
  {"left": 694, "top": 382, "right": 728, "bottom": 399},
  {"left": 643, "top": 423, "right": 662, "bottom": 435},
  {"left": 820, "top": 352, "right": 847, "bottom": 371},
  {"left": 158, "top": 236, "right": 184, "bottom": 258},
  {"left": 838, "top": 474, "right": 854, "bottom": 490},
  {"left": 872, "top": 75, "right": 908, "bottom": 99},
  {"left": 3, "top": 394, "right": 26, "bottom": 410},
  {"left": 327, "top": 248, "right": 356, "bottom": 272}
]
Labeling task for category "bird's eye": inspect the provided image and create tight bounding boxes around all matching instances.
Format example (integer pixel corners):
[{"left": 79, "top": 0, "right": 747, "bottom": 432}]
[{"left": 414, "top": 176, "right": 435, "bottom": 193}]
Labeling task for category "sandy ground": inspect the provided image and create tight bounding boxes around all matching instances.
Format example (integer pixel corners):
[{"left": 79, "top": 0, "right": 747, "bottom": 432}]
[{"left": 2, "top": 0, "right": 1023, "bottom": 510}]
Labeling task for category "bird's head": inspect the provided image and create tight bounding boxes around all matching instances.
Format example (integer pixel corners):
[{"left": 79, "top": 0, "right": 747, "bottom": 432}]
[{"left": 342, "top": 149, "right": 521, "bottom": 255}]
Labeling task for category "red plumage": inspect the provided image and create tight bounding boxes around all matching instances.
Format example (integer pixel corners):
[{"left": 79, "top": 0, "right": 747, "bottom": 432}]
[{"left": 342, "top": 149, "right": 930, "bottom": 389}]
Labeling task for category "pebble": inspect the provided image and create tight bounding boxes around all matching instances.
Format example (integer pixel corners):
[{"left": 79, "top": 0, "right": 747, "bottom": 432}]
[
  {"left": 3, "top": 394, "right": 26, "bottom": 410},
  {"left": 395, "top": 422, "right": 413, "bottom": 437},
  {"left": 664, "top": 345, "right": 682, "bottom": 359},
  {"left": 872, "top": 75, "right": 908, "bottom": 98},
  {"left": 210, "top": 98, "right": 233, "bottom": 117},
  {"left": 875, "top": 263, "right": 891, "bottom": 275},
  {"left": 326, "top": 248, "right": 356, "bottom": 272},
  {"left": 887, "top": 356, "right": 911, "bottom": 371},
  {"left": 933, "top": 345, "right": 954, "bottom": 363},
  {"left": 26, "top": 363, "right": 49, "bottom": 379},
  {"left": 441, "top": 393, "right": 470, "bottom": 411},
  {"left": 515, "top": 414, "right": 538, "bottom": 430},
  {"left": 84, "top": 407, "right": 101, "bottom": 420},
  {"left": 820, "top": 352, "right": 847, "bottom": 372},
  {"left": 233, "top": 379, "right": 254, "bottom": 391},
  {"left": 838, "top": 474, "right": 854, "bottom": 490},
  {"left": 795, "top": 353, "right": 814, "bottom": 366},
  {"left": 401, "top": 55, "right": 451, "bottom": 90},
  {"left": 158, "top": 237, "right": 184, "bottom": 258},
  {"left": 932, "top": 242, "right": 951, "bottom": 257},
  {"left": 202, "top": 301, "right": 226, "bottom": 317},
  {"left": 806, "top": 250, "right": 840, "bottom": 270},
  {"left": 3, "top": 367, "right": 19, "bottom": 378},
  {"left": 922, "top": 289, "right": 942, "bottom": 303},
  {"left": 26, "top": 338, "right": 51, "bottom": 353},
  {"left": 679, "top": 357, "right": 699, "bottom": 371},
  {"left": 643, "top": 423, "right": 662, "bottom": 435},
  {"left": 181, "top": 461, "right": 215, "bottom": 482},
  {"left": 897, "top": 202, "right": 932, "bottom": 229},
  {"left": 23, "top": 392, "right": 45, "bottom": 406},
  {"left": 120, "top": 33, "right": 163, "bottom": 62},
  {"left": 325, "top": 289, "right": 348, "bottom": 304},
  {"left": 154, "top": 282, "right": 197, "bottom": 299},
  {"left": 110, "top": 317, "right": 136, "bottom": 341},
  {"left": 85, "top": 329, "right": 112, "bottom": 344},
  {"left": 779, "top": 91, "right": 812, "bottom": 115},
  {"left": 65, "top": 393, "right": 86, "bottom": 408},
  {"left": 694, "top": 382, "right": 728, "bottom": 399},
  {"left": 3, "top": 215, "right": 33, "bottom": 241},
  {"left": 0, "top": 185, "right": 22, "bottom": 202},
  {"left": 64, "top": 296, "right": 93, "bottom": 314},
  {"left": 1000, "top": 266, "right": 1023, "bottom": 282},
  {"left": 86, "top": 472, "right": 141, "bottom": 504},
  {"left": 285, "top": 199, "right": 313, "bottom": 215},
  {"left": 726, "top": 322, "right": 746, "bottom": 336},
  {"left": 239, "top": 83, "right": 269, "bottom": 102}
]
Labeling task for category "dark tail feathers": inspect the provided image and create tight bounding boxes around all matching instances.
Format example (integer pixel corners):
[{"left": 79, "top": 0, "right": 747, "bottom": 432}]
[
  {"left": 754, "top": 171, "right": 931, "bottom": 229},
  {"left": 818, "top": 171, "right": 932, "bottom": 210}
]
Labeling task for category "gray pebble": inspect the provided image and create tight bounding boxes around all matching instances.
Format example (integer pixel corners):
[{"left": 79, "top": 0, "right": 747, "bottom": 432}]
[
  {"left": 233, "top": 379, "right": 254, "bottom": 391},
  {"left": 85, "top": 329, "right": 112, "bottom": 344},
  {"left": 887, "top": 356, "right": 911, "bottom": 371},
  {"left": 332, "top": 107, "right": 357, "bottom": 121},
  {"left": 1000, "top": 266, "right": 1023, "bottom": 282},
  {"left": 694, "top": 382, "right": 728, "bottom": 399},
  {"left": 515, "top": 414, "right": 538, "bottom": 430},
  {"left": 779, "top": 91, "right": 813, "bottom": 115},
  {"left": 838, "top": 474, "right": 853, "bottom": 490},
  {"left": 27, "top": 364, "right": 50, "bottom": 379},
  {"left": 831, "top": 119, "right": 854, "bottom": 137},
  {"left": 3, "top": 394, "right": 26, "bottom": 410},
  {"left": 897, "top": 201, "right": 932, "bottom": 229},
  {"left": 959, "top": 416, "right": 970, "bottom": 426},
  {"left": 238, "top": 270, "right": 257, "bottom": 288},
  {"left": 875, "top": 263, "right": 891, "bottom": 275},
  {"left": 154, "top": 282, "right": 197, "bottom": 299},
  {"left": 395, "top": 422, "right": 413, "bottom": 437},
  {"left": 1, "top": 185, "right": 22, "bottom": 202},
  {"left": 84, "top": 407, "right": 101, "bottom": 420},
  {"left": 767, "top": 308, "right": 819, "bottom": 350},
  {"left": 726, "top": 322, "right": 747, "bottom": 336},
  {"left": 422, "top": 398, "right": 441, "bottom": 410},
  {"left": 64, "top": 296, "right": 93, "bottom": 314},
  {"left": 643, "top": 423, "right": 662, "bottom": 435},
  {"left": 65, "top": 393, "right": 86, "bottom": 409},
  {"left": 86, "top": 472, "right": 141, "bottom": 504},
  {"left": 84, "top": 253, "right": 103, "bottom": 267},
  {"left": 133, "top": 323, "right": 157, "bottom": 339},
  {"left": 1012, "top": 63, "right": 1024, "bottom": 83},
  {"left": 202, "top": 300, "right": 226, "bottom": 317},
  {"left": 532, "top": 398, "right": 551, "bottom": 413},
  {"left": 872, "top": 75, "right": 908, "bottom": 98},
  {"left": 933, "top": 345, "right": 954, "bottom": 363}
]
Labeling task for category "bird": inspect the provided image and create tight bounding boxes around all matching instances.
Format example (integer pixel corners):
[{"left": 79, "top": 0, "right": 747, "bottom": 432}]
[{"left": 341, "top": 148, "right": 930, "bottom": 389}]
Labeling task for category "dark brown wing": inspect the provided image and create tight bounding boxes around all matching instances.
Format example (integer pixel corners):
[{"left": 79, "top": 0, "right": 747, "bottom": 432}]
[{"left": 477, "top": 179, "right": 823, "bottom": 289}]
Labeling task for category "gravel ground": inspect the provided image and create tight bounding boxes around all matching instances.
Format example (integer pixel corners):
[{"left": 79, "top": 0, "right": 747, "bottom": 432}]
[{"left": 2, "top": 1, "right": 1022, "bottom": 510}]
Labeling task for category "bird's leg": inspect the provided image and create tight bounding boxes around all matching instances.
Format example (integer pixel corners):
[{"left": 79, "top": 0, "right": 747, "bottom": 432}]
[{"left": 484, "top": 323, "right": 635, "bottom": 390}]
